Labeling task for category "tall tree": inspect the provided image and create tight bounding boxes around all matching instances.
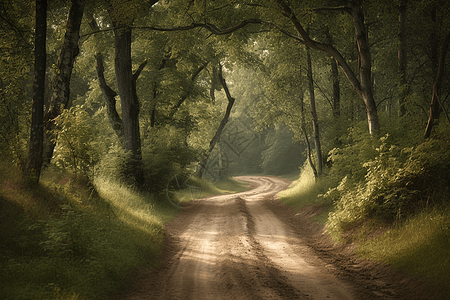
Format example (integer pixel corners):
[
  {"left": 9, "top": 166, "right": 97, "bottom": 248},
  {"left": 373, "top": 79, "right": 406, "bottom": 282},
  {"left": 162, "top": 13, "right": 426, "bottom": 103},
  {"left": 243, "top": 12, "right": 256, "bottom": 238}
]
[
  {"left": 398, "top": 0, "right": 408, "bottom": 116},
  {"left": 300, "top": 75, "right": 318, "bottom": 179},
  {"left": 106, "top": 0, "right": 156, "bottom": 185},
  {"left": 25, "top": 0, "right": 47, "bottom": 184},
  {"left": 43, "top": 0, "right": 85, "bottom": 164},
  {"left": 325, "top": 27, "right": 340, "bottom": 118},
  {"left": 198, "top": 64, "right": 235, "bottom": 179},
  {"left": 306, "top": 45, "right": 323, "bottom": 176},
  {"left": 89, "top": 16, "right": 123, "bottom": 139},
  {"left": 275, "top": 0, "right": 380, "bottom": 135},
  {"left": 424, "top": 30, "right": 450, "bottom": 139}
]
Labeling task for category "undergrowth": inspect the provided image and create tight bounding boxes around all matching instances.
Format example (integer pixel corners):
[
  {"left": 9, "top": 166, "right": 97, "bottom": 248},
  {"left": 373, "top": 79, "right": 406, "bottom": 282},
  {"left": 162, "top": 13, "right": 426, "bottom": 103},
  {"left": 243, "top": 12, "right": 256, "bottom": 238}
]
[
  {"left": 276, "top": 122, "right": 450, "bottom": 293},
  {"left": 0, "top": 166, "right": 179, "bottom": 300},
  {"left": 357, "top": 207, "right": 450, "bottom": 292}
]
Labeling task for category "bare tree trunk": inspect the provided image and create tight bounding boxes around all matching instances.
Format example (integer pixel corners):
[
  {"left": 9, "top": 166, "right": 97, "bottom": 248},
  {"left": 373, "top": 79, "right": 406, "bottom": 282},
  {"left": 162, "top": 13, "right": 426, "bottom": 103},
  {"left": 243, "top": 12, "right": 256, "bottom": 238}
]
[
  {"left": 306, "top": 45, "right": 322, "bottom": 176},
  {"left": 43, "top": 0, "right": 84, "bottom": 164},
  {"left": 95, "top": 53, "right": 124, "bottom": 138},
  {"left": 113, "top": 25, "right": 146, "bottom": 186},
  {"left": 398, "top": 0, "right": 408, "bottom": 116},
  {"left": 424, "top": 30, "right": 450, "bottom": 139},
  {"left": 198, "top": 64, "right": 235, "bottom": 179},
  {"left": 149, "top": 56, "right": 168, "bottom": 127},
  {"left": 26, "top": 0, "right": 47, "bottom": 184}
]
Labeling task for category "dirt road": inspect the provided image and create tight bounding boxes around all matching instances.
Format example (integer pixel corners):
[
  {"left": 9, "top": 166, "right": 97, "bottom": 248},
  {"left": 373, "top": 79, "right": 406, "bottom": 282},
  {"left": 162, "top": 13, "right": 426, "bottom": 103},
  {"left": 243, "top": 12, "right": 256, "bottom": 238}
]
[{"left": 121, "top": 176, "right": 360, "bottom": 299}]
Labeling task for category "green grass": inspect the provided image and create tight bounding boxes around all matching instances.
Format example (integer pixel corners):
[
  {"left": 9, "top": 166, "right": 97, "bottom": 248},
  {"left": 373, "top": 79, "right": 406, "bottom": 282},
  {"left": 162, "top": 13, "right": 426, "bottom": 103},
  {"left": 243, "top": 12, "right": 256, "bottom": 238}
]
[
  {"left": 357, "top": 207, "right": 450, "bottom": 292},
  {"left": 0, "top": 166, "right": 180, "bottom": 300},
  {"left": 277, "top": 166, "right": 329, "bottom": 211},
  {"left": 170, "top": 176, "right": 252, "bottom": 204}
]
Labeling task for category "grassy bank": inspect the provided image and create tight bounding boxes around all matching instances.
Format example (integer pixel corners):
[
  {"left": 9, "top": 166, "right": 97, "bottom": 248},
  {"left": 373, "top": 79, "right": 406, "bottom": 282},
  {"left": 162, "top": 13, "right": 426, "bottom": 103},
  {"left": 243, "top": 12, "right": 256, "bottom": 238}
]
[
  {"left": 277, "top": 152, "right": 450, "bottom": 295},
  {"left": 0, "top": 166, "right": 244, "bottom": 300}
]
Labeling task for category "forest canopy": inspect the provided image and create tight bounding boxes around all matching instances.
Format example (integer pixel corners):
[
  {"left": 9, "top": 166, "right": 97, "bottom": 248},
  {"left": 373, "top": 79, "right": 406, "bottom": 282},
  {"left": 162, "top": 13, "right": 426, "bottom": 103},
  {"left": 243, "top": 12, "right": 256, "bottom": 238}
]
[{"left": 0, "top": 0, "right": 448, "bottom": 208}]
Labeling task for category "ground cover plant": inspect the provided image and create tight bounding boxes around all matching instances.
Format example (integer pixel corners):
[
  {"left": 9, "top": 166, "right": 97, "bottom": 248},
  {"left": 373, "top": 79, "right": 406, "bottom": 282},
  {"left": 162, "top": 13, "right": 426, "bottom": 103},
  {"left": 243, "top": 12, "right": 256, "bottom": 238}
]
[{"left": 278, "top": 122, "right": 450, "bottom": 295}]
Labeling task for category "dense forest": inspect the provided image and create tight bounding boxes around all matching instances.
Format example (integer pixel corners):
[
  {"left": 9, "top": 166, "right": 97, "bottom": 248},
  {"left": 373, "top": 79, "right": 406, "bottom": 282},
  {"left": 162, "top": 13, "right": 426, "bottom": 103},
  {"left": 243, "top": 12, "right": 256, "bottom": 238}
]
[{"left": 1, "top": 0, "right": 449, "bottom": 299}]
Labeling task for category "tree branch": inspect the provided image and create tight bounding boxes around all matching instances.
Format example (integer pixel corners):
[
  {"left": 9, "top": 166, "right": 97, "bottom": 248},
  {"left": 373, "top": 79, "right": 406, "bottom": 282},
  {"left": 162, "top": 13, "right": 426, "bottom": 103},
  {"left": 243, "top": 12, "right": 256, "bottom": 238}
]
[
  {"left": 310, "top": 6, "right": 351, "bottom": 14},
  {"left": 275, "top": 0, "right": 363, "bottom": 96},
  {"left": 133, "top": 59, "right": 148, "bottom": 82},
  {"left": 169, "top": 61, "right": 209, "bottom": 117},
  {"left": 134, "top": 19, "right": 263, "bottom": 35}
]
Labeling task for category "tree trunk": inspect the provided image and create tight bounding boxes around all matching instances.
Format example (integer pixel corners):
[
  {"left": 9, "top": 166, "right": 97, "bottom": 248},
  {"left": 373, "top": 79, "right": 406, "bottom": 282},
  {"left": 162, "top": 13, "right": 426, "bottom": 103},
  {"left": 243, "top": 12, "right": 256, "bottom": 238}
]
[
  {"left": 43, "top": 0, "right": 84, "bottom": 164},
  {"left": 276, "top": 0, "right": 380, "bottom": 135},
  {"left": 424, "top": 30, "right": 450, "bottom": 139},
  {"left": 325, "top": 27, "right": 340, "bottom": 118},
  {"left": 398, "top": 0, "right": 408, "bottom": 116},
  {"left": 198, "top": 64, "right": 235, "bottom": 179},
  {"left": 113, "top": 25, "right": 145, "bottom": 185},
  {"left": 351, "top": 2, "right": 380, "bottom": 135},
  {"left": 89, "top": 17, "right": 124, "bottom": 139},
  {"left": 149, "top": 56, "right": 167, "bottom": 127},
  {"left": 25, "top": 0, "right": 47, "bottom": 184},
  {"left": 299, "top": 80, "right": 318, "bottom": 179},
  {"left": 306, "top": 45, "right": 323, "bottom": 176},
  {"left": 95, "top": 53, "right": 124, "bottom": 138}
]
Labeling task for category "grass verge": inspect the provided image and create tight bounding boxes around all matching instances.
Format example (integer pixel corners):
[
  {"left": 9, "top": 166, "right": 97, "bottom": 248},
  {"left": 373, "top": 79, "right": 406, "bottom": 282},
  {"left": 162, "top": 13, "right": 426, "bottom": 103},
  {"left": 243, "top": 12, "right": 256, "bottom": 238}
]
[
  {"left": 356, "top": 207, "right": 450, "bottom": 294},
  {"left": 0, "top": 167, "right": 179, "bottom": 300},
  {"left": 277, "top": 166, "right": 450, "bottom": 296},
  {"left": 170, "top": 176, "right": 251, "bottom": 204},
  {"left": 277, "top": 166, "right": 329, "bottom": 212}
]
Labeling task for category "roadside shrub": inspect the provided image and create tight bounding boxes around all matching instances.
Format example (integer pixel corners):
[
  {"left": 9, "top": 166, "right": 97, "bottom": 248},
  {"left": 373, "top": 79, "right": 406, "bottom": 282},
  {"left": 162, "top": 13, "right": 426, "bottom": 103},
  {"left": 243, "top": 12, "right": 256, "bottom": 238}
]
[
  {"left": 326, "top": 133, "right": 450, "bottom": 240},
  {"left": 326, "top": 124, "right": 380, "bottom": 185},
  {"left": 52, "top": 105, "right": 99, "bottom": 182},
  {"left": 142, "top": 125, "right": 198, "bottom": 192}
]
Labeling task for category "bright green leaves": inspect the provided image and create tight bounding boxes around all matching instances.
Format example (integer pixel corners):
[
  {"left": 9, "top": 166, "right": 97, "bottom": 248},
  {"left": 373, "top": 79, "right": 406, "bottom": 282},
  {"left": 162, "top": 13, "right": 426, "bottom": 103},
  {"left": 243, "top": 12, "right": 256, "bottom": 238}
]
[{"left": 52, "top": 105, "right": 99, "bottom": 181}]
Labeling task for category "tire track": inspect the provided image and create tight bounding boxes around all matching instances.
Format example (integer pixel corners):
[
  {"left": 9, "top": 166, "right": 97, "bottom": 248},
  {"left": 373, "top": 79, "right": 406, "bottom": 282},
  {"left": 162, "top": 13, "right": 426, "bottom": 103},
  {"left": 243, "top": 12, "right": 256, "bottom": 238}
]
[{"left": 120, "top": 176, "right": 356, "bottom": 300}]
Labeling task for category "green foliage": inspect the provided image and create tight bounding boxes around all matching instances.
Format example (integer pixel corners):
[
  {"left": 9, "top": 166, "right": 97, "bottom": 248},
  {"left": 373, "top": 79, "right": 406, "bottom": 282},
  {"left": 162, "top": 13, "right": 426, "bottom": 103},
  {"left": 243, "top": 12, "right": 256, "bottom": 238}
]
[
  {"left": 260, "top": 126, "right": 304, "bottom": 175},
  {"left": 0, "top": 169, "right": 179, "bottom": 300},
  {"left": 52, "top": 105, "right": 99, "bottom": 182},
  {"left": 326, "top": 131, "right": 450, "bottom": 241},
  {"left": 142, "top": 125, "right": 198, "bottom": 192},
  {"left": 326, "top": 123, "right": 380, "bottom": 184},
  {"left": 357, "top": 208, "right": 450, "bottom": 294}
]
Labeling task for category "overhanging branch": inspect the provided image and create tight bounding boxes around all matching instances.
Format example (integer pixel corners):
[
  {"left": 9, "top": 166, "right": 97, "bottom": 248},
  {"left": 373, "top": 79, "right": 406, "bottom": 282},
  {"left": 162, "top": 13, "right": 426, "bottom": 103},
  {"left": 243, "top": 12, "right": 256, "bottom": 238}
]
[{"left": 81, "top": 19, "right": 263, "bottom": 39}]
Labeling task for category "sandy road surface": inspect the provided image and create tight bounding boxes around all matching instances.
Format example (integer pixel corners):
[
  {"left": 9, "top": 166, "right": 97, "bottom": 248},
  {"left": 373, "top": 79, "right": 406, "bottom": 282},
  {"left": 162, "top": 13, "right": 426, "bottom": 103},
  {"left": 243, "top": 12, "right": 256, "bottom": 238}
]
[{"left": 122, "top": 176, "right": 356, "bottom": 300}]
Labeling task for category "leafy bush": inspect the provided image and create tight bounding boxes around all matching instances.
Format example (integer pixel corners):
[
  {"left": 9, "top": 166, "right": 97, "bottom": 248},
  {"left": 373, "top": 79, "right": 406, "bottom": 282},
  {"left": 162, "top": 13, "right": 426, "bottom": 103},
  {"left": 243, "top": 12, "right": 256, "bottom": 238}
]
[
  {"left": 52, "top": 105, "right": 100, "bottom": 182},
  {"left": 326, "top": 133, "right": 450, "bottom": 240},
  {"left": 142, "top": 125, "right": 198, "bottom": 192}
]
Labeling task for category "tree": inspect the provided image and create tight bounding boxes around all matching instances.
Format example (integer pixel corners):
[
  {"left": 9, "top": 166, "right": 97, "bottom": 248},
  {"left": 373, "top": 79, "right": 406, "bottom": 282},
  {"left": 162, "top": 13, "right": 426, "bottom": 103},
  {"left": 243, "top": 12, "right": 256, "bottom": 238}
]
[
  {"left": 104, "top": 0, "right": 157, "bottom": 186},
  {"left": 424, "top": 30, "right": 450, "bottom": 139},
  {"left": 274, "top": 0, "right": 380, "bottom": 135},
  {"left": 43, "top": 0, "right": 85, "bottom": 164},
  {"left": 89, "top": 16, "right": 123, "bottom": 139},
  {"left": 198, "top": 63, "right": 236, "bottom": 179},
  {"left": 306, "top": 44, "right": 323, "bottom": 176},
  {"left": 25, "top": 0, "right": 47, "bottom": 184},
  {"left": 398, "top": 0, "right": 408, "bottom": 117}
]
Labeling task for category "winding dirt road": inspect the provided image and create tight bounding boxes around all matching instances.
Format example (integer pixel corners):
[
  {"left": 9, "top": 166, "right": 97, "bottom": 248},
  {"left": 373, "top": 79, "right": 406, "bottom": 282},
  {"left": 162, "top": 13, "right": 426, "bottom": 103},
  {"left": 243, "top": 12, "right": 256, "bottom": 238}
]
[{"left": 121, "top": 176, "right": 360, "bottom": 300}]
